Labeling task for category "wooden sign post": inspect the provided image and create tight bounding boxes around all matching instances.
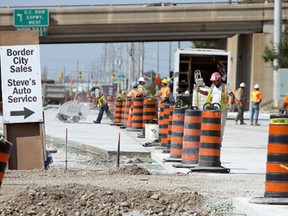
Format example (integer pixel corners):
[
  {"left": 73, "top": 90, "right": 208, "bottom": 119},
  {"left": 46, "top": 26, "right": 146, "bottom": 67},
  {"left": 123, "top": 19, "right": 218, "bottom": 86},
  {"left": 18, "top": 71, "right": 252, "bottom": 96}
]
[{"left": 0, "top": 31, "right": 45, "bottom": 170}]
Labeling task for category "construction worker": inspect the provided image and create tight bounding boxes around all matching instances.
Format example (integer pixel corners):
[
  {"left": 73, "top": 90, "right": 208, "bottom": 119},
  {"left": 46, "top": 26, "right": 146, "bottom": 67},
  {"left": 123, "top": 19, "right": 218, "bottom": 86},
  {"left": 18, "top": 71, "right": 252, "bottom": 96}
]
[
  {"left": 137, "top": 77, "right": 147, "bottom": 97},
  {"left": 127, "top": 81, "right": 139, "bottom": 100},
  {"left": 250, "top": 83, "right": 262, "bottom": 126},
  {"left": 155, "top": 78, "right": 171, "bottom": 103},
  {"left": 93, "top": 86, "right": 113, "bottom": 124},
  {"left": 196, "top": 72, "right": 235, "bottom": 137},
  {"left": 234, "top": 82, "right": 246, "bottom": 125},
  {"left": 280, "top": 92, "right": 288, "bottom": 114}
]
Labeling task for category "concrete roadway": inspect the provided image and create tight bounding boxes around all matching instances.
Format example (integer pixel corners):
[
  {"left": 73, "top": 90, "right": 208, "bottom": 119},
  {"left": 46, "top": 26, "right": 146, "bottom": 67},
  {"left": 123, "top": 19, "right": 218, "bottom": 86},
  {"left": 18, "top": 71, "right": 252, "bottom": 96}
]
[{"left": 2, "top": 105, "right": 288, "bottom": 215}]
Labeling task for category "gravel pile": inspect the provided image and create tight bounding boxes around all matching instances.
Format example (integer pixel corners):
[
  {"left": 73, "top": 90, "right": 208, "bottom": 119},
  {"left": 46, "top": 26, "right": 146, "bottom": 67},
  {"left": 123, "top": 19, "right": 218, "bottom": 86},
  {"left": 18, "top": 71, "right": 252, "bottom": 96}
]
[{"left": 0, "top": 183, "right": 207, "bottom": 216}]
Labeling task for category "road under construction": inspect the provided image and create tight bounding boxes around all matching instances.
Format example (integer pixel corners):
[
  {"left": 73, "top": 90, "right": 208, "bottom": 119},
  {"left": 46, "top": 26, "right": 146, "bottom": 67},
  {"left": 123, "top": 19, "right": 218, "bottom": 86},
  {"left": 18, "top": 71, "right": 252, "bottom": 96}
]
[{"left": 22, "top": 102, "right": 286, "bottom": 216}]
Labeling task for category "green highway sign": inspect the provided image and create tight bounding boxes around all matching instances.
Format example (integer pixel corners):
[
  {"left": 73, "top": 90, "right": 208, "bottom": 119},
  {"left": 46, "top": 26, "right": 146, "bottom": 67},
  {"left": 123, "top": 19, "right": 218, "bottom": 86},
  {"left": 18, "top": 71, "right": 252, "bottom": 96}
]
[
  {"left": 16, "top": 27, "right": 48, "bottom": 37},
  {"left": 14, "top": 8, "right": 49, "bottom": 27}
]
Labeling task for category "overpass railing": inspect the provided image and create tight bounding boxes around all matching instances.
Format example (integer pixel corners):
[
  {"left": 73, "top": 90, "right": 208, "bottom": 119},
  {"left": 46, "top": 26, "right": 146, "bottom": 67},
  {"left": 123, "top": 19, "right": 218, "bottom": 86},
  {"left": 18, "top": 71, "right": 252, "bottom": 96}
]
[{"left": 0, "top": 1, "right": 273, "bottom": 9}]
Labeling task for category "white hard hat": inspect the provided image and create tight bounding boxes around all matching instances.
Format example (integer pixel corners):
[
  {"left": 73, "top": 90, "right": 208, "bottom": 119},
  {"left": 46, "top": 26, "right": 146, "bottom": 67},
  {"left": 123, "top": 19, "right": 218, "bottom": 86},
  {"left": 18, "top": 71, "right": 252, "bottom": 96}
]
[
  {"left": 240, "top": 82, "right": 246, "bottom": 88},
  {"left": 138, "top": 77, "right": 145, "bottom": 82},
  {"left": 254, "top": 84, "right": 259, "bottom": 89}
]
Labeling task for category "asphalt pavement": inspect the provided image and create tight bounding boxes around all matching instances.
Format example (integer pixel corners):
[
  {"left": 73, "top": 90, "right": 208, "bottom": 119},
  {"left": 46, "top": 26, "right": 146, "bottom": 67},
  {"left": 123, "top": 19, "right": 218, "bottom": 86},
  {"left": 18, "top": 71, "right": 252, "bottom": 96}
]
[{"left": 1, "top": 105, "right": 288, "bottom": 215}]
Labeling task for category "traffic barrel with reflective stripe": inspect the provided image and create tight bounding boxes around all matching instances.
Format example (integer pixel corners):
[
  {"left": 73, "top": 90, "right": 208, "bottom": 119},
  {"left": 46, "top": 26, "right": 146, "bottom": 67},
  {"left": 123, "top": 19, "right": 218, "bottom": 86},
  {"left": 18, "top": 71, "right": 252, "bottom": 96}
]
[
  {"left": 265, "top": 114, "right": 288, "bottom": 198},
  {"left": 250, "top": 114, "right": 288, "bottom": 205},
  {"left": 107, "top": 96, "right": 114, "bottom": 117},
  {"left": 113, "top": 98, "right": 123, "bottom": 124},
  {"left": 170, "top": 108, "right": 185, "bottom": 159},
  {"left": 190, "top": 108, "right": 229, "bottom": 173},
  {"left": 158, "top": 102, "right": 165, "bottom": 141},
  {"left": 124, "top": 97, "right": 132, "bottom": 127},
  {"left": 131, "top": 97, "right": 144, "bottom": 129},
  {"left": 182, "top": 109, "right": 202, "bottom": 164},
  {"left": 0, "top": 139, "right": 13, "bottom": 188},
  {"left": 167, "top": 104, "right": 175, "bottom": 149},
  {"left": 120, "top": 99, "right": 126, "bottom": 125},
  {"left": 161, "top": 103, "right": 170, "bottom": 148},
  {"left": 143, "top": 98, "right": 158, "bottom": 126}
]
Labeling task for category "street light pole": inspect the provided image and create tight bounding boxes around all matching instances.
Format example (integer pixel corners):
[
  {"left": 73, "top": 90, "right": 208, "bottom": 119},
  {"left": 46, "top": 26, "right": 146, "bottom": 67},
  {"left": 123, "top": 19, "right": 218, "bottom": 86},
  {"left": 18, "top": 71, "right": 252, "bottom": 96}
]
[
  {"left": 76, "top": 60, "right": 79, "bottom": 93},
  {"left": 156, "top": 42, "right": 159, "bottom": 92},
  {"left": 273, "top": 0, "right": 282, "bottom": 107}
]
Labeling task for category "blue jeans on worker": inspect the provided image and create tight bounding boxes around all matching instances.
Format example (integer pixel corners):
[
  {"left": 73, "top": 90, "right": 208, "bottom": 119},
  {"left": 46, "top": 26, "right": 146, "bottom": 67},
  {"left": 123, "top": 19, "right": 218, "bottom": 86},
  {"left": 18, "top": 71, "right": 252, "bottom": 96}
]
[{"left": 250, "top": 103, "right": 259, "bottom": 125}]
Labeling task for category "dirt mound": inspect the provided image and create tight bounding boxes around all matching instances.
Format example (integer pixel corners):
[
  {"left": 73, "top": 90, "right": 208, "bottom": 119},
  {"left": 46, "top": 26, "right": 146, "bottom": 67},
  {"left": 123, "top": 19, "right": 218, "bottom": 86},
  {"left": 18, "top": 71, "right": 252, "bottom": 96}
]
[
  {"left": 110, "top": 164, "right": 151, "bottom": 175},
  {"left": 0, "top": 184, "right": 208, "bottom": 215}
]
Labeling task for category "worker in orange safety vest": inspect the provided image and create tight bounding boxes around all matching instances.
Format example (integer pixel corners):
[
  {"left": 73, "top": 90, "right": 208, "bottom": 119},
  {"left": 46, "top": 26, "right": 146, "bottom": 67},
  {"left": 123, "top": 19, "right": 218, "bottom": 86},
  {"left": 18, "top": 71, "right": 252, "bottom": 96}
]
[
  {"left": 250, "top": 83, "right": 262, "bottom": 126},
  {"left": 155, "top": 78, "right": 171, "bottom": 103},
  {"left": 280, "top": 92, "right": 288, "bottom": 114},
  {"left": 127, "top": 81, "right": 140, "bottom": 101}
]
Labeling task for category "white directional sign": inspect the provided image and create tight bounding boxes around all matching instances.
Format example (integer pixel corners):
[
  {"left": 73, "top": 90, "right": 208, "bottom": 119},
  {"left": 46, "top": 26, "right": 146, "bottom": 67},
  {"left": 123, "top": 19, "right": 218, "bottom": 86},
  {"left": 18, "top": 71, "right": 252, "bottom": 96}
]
[{"left": 0, "top": 45, "right": 43, "bottom": 123}]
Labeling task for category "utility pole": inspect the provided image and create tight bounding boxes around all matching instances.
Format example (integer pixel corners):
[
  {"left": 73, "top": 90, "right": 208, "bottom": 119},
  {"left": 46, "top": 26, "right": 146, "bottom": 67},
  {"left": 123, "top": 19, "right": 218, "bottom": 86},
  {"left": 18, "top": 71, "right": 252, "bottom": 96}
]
[
  {"left": 156, "top": 42, "right": 159, "bottom": 92},
  {"left": 169, "top": 42, "right": 172, "bottom": 72},
  {"left": 63, "top": 66, "right": 65, "bottom": 85},
  {"left": 103, "top": 44, "right": 107, "bottom": 84},
  {"left": 76, "top": 60, "right": 79, "bottom": 93},
  {"left": 273, "top": 0, "right": 282, "bottom": 107},
  {"left": 137, "top": 42, "right": 141, "bottom": 79},
  {"left": 129, "top": 43, "right": 135, "bottom": 89},
  {"left": 141, "top": 42, "right": 144, "bottom": 78},
  {"left": 125, "top": 43, "right": 129, "bottom": 90}
]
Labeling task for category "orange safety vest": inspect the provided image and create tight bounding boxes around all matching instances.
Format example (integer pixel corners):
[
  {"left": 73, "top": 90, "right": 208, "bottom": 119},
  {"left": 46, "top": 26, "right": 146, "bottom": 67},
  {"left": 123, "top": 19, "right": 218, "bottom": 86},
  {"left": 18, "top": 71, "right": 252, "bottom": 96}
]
[
  {"left": 284, "top": 92, "right": 288, "bottom": 104},
  {"left": 130, "top": 89, "right": 138, "bottom": 100},
  {"left": 250, "top": 90, "right": 262, "bottom": 103},
  {"left": 160, "top": 86, "right": 170, "bottom": 101}
]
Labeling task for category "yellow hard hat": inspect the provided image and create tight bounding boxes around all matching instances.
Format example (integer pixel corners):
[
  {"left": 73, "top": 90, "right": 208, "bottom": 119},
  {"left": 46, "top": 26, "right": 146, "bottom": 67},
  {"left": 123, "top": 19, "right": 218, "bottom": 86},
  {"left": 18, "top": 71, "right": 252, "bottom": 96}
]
[{"left": 162, "top": 79, "right": 168, "bottom": 84}]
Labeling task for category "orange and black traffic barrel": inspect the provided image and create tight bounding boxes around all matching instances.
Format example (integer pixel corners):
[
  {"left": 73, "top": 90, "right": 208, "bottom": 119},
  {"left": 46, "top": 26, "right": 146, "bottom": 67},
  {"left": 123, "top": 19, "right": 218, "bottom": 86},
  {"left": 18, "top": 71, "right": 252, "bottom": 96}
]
[
  {"left": 250, "top": 113, "right": 288, "bottom": 205},
  {"left": 131, "top": 96, "right": 144, "bottom": 129},
  {"left": 265, "top": 114, "right": 288, "bottom": 198},
  {"left": 124, "top": 97, "right": 132, "bottom": 127},
  {"left": 120, "top": 99, "right": 126, "bottom": 126},
  {"left": 158, "top": 102, "right": 166, "bottom": 141},
  {"left": 167, "top": 104, "right": 175, "bottom": 149},
  {"left": 170, "top": 108, "right": 186, "bottom": 159},
  {"left": 107, "top": 96, "right": 114, "bottom": 117},
  {"left": 161, "top": 103, "right": 170, "bottom": 148},
  {"left": 190, "top": 103, "right": 229, "bottom": 173},
  {"left": 182, "top": 108, "right": 202, "bottom": 164},
  {"left": 0, "top": 139, "right": 13, "bottom": 188},
  {"left": 143, "top": 98, "right": 158, "bottom": 127},
  {"left": 113, "top": 98, "right": 123, "bottom": 124}
]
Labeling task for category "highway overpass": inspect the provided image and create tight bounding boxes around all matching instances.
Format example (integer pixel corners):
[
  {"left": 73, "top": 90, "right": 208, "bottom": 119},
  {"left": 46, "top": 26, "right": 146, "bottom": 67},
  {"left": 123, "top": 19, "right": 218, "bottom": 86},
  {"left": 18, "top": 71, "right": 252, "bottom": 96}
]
[
  {"left": 0, "top": 2, "right": 287, "bottom": 108},
  {"left": 0, "top": 3, "right": 287, "bottom": 43}
]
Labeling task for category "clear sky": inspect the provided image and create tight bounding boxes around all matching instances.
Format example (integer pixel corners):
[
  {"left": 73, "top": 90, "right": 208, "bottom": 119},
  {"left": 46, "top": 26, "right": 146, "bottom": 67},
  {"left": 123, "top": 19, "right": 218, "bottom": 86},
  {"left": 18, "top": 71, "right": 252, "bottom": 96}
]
[{"left": 0, "top": 0, "right": 236, "bottom": 83}]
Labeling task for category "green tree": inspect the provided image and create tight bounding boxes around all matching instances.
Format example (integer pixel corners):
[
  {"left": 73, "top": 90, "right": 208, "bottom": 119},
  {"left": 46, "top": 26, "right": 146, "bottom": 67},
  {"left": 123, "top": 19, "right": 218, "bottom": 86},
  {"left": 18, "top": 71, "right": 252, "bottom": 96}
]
[
  {"left": 192, "top": 40, "right": 219, "bottom": 49},
  {"left": 262, "top": 25, "right": 288, "bottom": 69},
  {"left": 143, "top": 70, "right": 157, "bottom": 95}
]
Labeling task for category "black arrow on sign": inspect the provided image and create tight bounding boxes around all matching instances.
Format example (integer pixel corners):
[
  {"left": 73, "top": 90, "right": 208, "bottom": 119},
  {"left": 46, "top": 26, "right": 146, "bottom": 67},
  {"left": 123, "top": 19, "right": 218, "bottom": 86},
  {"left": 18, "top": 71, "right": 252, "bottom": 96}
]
[{"left": 10, "top": 107, "right": 35, "bottom": 119}]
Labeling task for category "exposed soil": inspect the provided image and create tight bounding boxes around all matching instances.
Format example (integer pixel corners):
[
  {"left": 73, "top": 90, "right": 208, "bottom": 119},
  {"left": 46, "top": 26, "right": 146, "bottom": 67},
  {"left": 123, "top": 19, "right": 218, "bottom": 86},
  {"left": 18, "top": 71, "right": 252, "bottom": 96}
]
[{"left": 0, "top": 140, "right": 256, "bottom": 216}]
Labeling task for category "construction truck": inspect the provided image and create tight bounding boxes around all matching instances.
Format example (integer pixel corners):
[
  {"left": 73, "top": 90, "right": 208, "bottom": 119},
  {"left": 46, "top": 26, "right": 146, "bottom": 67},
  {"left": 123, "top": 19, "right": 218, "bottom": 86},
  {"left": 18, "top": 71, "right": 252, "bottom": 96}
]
[
  {"left": 172, "top": 48, "right": 231, "bottom": 108},
  {"left": 42, "top": 80, "right": 66, "bottom": 105}
]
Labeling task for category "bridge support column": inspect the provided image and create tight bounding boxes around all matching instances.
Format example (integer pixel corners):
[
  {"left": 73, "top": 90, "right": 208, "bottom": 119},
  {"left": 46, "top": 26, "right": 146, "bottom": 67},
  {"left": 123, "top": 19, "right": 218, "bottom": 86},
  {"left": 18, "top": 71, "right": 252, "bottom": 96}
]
[
  {"left": 228, "top": 33, "right": 271, "bottom": 109},
  {"left": 251, "top": 33, "right": 273, "bottom": 108}
]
